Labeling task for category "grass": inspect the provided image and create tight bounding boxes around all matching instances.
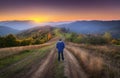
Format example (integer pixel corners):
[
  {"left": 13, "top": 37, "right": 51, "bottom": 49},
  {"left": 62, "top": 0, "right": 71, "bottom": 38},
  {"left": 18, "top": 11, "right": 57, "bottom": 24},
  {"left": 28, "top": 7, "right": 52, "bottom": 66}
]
[
  {"left": 54, "top": 60, "right": 67, "bottom": 78},
  {"left": 0, "top": 41, "right": 54, "bottom": 59},
  {"left": 77, "top": 44, "right": 120, "bottom": 69},
  {"left": 103, "top": 64, "right": 120, "bottom": 78},
  {"left": 67, "top": 42, "right": 120, "bottom": 78},
  {"left": 0, "top": 45, "right": 54, "bottom": 78},
  {"left": 66, "top": 45, "right": 104, "bottom": 78},
  {"left": 54, "top": 28, "right": 65, "bottom": 38},
  {"left": 0, "top": 50, "right": 32, "bottom": 70},
  {"left": 67, "top": 42, "right": 120, "bottom": 67}
]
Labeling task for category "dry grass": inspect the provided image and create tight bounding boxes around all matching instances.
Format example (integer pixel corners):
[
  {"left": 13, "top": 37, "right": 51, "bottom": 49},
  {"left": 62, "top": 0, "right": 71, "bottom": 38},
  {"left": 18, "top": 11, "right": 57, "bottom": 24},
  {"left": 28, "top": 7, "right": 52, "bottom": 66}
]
[
  {"left": 67, "top": 45, "right": 104, "bottom": 78},
  {"left": 68, "top": 42, "right": 120, "bottom": 69},
  {"left": 67, "top": 42, "right": 120, "bottom": 78},
  {"left": 88, "top": 57, "right": 103, "bottom": 73},
  {"left": 67, "top": 42, "right": 120, "bottom": 54},
  {"left": 0, "top": 42, "right": 55, "bottom": 59}
]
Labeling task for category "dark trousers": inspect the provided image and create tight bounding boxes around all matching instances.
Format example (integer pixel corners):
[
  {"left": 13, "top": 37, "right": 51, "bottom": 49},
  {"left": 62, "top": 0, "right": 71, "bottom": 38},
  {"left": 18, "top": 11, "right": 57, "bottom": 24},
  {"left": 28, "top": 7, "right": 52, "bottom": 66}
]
[{"left": 58, "top": 51, "right": 64, "bottom": 61}]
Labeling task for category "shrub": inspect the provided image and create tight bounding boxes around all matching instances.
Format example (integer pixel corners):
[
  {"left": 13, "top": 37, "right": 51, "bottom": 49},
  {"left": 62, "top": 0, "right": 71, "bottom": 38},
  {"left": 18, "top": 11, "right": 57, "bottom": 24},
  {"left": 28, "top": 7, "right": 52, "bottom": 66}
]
[
  {"left": 0, "top": 36, "right": 6, "bottom": 47},
  {"left": 66, "top": 33, "right": 108, "bottom": 45},
  {"left": 20, "top": 38, "right": 33, "bottom": 46},
  {"left": 33, "top": 39, "right": 41, "bottom": 44},
  {"left": 111, "top": 39, "right": 120, "bottom": 45},
  {"left": 103, "top": 32, "right": 112, "bottom": 43}
]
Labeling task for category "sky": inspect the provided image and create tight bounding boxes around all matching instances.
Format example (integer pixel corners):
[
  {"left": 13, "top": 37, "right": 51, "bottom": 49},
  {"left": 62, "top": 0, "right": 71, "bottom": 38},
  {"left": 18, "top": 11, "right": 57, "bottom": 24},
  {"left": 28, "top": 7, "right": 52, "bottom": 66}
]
[{"left": 0, "top": 0, "right": 120, "bottom": 22}]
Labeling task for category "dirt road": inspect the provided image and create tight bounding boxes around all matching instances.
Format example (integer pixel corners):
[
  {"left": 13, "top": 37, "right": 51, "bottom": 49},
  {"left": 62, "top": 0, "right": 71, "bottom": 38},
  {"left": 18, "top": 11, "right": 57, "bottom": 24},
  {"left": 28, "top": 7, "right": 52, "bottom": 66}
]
[
  {"left": 23, "top": 48, "right": 88, "bottom": 78},
  {"left": 30, "top": 48, "right": 56, "bottom": 78},
  {"left": 0, "top": 43, "right": 105, "bottom": 78}
]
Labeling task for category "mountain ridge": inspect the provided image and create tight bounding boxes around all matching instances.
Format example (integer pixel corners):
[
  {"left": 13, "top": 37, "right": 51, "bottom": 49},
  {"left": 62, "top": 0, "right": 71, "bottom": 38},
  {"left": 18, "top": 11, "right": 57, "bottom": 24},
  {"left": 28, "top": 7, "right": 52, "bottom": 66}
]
[
  {"left": 0, "top": 26, "right": 20, "bottom": 36},
  {"left": 56, "top": 20, "right": 120, "bottom": 34}
]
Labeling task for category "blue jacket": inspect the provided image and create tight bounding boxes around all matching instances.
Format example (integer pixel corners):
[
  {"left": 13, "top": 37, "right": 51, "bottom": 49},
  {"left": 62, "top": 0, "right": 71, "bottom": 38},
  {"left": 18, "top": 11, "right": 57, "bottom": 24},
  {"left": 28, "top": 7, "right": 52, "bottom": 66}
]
[{"left": 56, "top": 41, "right": 65, "bottom": 52}]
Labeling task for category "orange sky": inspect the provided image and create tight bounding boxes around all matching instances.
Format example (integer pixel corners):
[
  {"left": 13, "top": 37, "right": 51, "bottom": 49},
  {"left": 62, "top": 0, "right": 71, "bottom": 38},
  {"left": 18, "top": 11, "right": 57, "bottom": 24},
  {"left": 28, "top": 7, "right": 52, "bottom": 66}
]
[
  {"left": 1, "top": 12, "right": 120, "bottom": 22},
  {"left": 0, "top": 5, "right": 120, "bottom": 22}
]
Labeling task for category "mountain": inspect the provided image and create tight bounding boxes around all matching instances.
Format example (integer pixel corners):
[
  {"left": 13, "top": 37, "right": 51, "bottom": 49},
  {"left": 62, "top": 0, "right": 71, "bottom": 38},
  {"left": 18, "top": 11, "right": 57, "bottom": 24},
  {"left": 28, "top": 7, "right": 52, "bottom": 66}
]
[
  {"left": 56, "top": 20, "right": 120, "bottom": 38},
  {"left": 17, "top": 26, "right": 55, "bottom": 37},
  {"left": 0, "top": 20, "right": 36, "bottom": 30},
  {"left": 0, "top": 20, "right": 71, "bottom": 30},
  {"left": 1, "top": 20, "right": 120, "bottom": 38},
  {"left": 0, "top": 26, "right": 20, "bottom": 36},
  {"left": 57, "top": 20, "right": 120, "bottom": 33}
]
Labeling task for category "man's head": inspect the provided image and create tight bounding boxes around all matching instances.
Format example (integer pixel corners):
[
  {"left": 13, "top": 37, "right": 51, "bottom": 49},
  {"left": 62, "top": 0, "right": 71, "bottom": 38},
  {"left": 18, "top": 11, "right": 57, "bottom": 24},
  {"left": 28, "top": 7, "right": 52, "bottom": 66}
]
[{"left": 59, "top": 39, "right": 62, "bottom": 41}]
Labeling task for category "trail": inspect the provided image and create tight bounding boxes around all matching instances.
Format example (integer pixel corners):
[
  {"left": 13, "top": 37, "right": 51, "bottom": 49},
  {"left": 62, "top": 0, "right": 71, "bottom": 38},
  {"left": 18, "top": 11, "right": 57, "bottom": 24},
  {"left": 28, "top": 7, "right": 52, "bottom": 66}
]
[
  {"left": 29, "top": 48, "right": 57, "bottom": 78},
  {"left": 0, "top": 41, "right": 108, "bottom": 78},
  {"left": 19, "top": 47, "right": 88, "bottom": 78},
  {"left": 64, "top": 49, "right": 88, "bottom": 78}
]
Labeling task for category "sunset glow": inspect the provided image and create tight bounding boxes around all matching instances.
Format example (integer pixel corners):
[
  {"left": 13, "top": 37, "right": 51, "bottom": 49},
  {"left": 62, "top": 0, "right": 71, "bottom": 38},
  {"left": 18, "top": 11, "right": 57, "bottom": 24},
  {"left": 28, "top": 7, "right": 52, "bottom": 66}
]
[
  {"left": 30, "top": 17, "right": 50, "bottom": 23},
  {"left": 0, "top": 0, "right": 120, "bottom": 22}
]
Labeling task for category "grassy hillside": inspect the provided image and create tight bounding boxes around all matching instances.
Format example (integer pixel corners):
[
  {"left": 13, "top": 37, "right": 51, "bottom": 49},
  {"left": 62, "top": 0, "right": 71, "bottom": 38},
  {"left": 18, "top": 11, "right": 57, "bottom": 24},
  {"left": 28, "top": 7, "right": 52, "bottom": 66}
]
[
  {"left": 17, "top": 26, "right": 55, "bottom": 37},
  {"left": 0, "top": 26, "right": 56, "bottom": 48}
]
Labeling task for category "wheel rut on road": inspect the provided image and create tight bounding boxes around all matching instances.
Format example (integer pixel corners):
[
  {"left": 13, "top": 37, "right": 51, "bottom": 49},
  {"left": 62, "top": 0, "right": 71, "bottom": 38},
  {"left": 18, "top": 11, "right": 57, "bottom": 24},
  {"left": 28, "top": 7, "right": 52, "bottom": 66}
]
[
  {"left": 64, "top": 49, "right": 88, "bottom": 78},
  {"left": 30, "top": 48, "right": 57, "bottom": 78}
]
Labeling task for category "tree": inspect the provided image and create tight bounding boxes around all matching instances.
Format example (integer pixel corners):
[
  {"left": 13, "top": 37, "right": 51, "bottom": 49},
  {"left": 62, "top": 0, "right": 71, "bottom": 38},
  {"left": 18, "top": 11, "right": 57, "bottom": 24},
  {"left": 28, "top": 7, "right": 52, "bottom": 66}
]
[
  {"left": 0, "top": 36, "right": 6, "bottom": 47},
  {"left": 103, "top": 32, "right": 112, "bottom": 43},
  {"left": 73, "top": 35, "right": 83, "bottom": 43},
  {"left": 5, "top": 34, "right": 17, "bottom": 47},
  {"left": 47, "top": 33, "right": 52, "bottom": 40},
  {"left": 21, "top": 38, "right": 33, "bottom": 46},
  {"left": 33, "top": 39, "right": 41, "bottom": 44},
  {"left": 16, "top": 40, "right": 22, "bottom": 46}
]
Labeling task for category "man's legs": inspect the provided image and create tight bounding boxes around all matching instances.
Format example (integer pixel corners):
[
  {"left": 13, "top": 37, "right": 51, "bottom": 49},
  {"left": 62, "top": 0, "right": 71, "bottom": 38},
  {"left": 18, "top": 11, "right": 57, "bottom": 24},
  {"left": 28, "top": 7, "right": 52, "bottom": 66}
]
[
  {"left": 61, "top": 51, "right": 64, "bottom": 61},
  {"left": 58, "top": 52, "right": 60, "bottom": 61}
]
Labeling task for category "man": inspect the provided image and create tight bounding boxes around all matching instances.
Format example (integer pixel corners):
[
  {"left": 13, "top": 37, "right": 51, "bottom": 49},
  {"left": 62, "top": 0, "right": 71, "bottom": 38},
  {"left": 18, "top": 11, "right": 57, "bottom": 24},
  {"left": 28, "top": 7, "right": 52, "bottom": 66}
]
[{"left": 56, "top": 39, "right": 65, "bottom": 61}]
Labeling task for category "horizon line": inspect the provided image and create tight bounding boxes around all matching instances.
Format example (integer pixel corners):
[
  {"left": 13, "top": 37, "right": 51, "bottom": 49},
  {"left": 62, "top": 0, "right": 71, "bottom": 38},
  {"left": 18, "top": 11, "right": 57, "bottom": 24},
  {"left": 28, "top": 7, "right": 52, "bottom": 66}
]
[{"left": 0, "top": 19, "right": 120, "bottom": 23}]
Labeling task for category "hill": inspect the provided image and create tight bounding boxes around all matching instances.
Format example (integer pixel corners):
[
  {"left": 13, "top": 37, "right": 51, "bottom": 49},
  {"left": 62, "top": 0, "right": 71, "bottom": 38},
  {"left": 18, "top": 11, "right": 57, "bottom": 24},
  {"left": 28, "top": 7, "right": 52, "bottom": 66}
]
[
  {"left": 0, "top": 26, "right": 19, "bottom": 36},
  {"left": 57, "top": 20, "right": 120, "bottom": 38},
  {"left": 0, "top": 26, "right": 55, "bottom": 48},
  {"left": 17, "top": 26, "right": 55, "bottom": 37},
  {"left": 0, "top": 20, "right": 36, "bottom": 30},
  {"left": 57, "top": 20, "right": 120, "bottom": 33}
]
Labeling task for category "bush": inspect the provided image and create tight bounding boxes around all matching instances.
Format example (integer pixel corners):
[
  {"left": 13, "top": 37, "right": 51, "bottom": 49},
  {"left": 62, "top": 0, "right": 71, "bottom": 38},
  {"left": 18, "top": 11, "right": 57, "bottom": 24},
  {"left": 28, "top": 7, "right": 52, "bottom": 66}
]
[
  {"left": 5, "top": 34, "right": 17, "bottom": 47},
  {"left": 65, "top": 33, "right": 77, "bottom": 42},
  {"left": 103, "top": 32, "right": 112, "bottom": 43},
  {"left": 20, "top": 38, "right": 33, "bottom": 46},
  {"left": 0, "top": 36, "right": 6, "bottom": 47},
  {"left": 111, "top": 39, "right": 120, "bottom": 45},
  {"left": 72, "top": 35, "right": 84, "bottom": 43},
  {"left": 85, "top": 36, "right": 107, "bottom": 45},
  {"left": 33, "top": 39, "right": 41, "bottom": 44},
  {"left": 15, "top": 40, "right": 22, "bottom": 46},
  {"left": 40, "top": 39, "right": 46, "bottom": 44},
  {"left": 0, "top": 32, "right": 53, "bottom": 48},
  {"left": 66, "top": 33, "right": 108, "bottom": 45}
]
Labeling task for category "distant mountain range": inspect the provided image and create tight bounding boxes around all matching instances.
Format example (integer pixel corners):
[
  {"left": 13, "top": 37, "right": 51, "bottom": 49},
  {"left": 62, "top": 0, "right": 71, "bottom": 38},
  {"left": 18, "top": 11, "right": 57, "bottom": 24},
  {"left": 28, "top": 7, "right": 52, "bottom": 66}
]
[
  {"left": 0, "top": 20, "right": 70, "bottom": 30},
  {"left": 0, "top": 20, "right": 120, "bottom": 38},
  {"left": 0, "top": 26, "right": 19, "bottom": 36},
  {"left": 0, "top": 20, "right": 36, "bottom": 30},
  {"left": 57, "top": 20, "right": 120, "bottom": 33},
  {"left": 56, "top": 20, "right": 120, "bottom": 38}
]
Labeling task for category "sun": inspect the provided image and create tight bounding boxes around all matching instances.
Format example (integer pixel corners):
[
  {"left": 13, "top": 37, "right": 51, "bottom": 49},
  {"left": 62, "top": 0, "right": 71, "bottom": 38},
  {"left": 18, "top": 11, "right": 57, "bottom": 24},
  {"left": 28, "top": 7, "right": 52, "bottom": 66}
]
[
  {"left": 30, "top": 16, "right": 50, "bottom": 23},
  {"left": 32, "top": 18, "right": 44, "bottom": 23}
]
